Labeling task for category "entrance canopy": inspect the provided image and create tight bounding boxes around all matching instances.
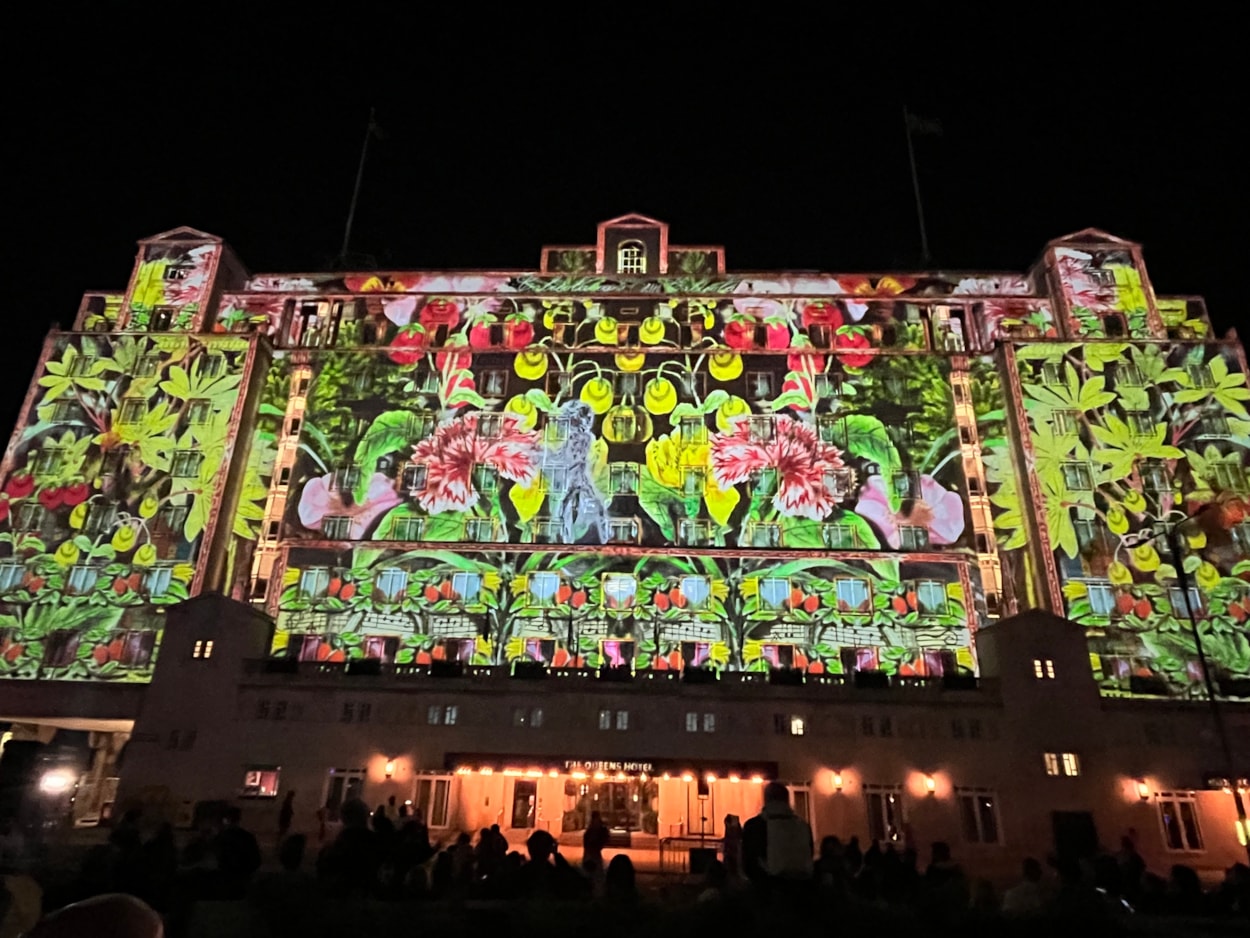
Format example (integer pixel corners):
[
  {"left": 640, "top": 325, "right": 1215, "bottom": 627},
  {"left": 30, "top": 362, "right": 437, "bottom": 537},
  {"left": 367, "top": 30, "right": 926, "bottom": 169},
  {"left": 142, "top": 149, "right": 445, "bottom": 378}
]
[{"left": 445, "top": 753, "right": 779, "bottom": 782}]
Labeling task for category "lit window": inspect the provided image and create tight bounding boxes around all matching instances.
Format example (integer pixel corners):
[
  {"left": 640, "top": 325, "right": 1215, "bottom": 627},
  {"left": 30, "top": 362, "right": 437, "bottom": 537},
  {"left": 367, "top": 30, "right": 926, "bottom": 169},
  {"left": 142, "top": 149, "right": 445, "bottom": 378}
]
[
  {"left": 530, "top": 707, "right": 543, "bottom": 728},
  {"left": 1115, "top": 363, "right": 1144, "bottom": 387},
  {"left": 1141, "top": 462, "right": 1170, "bottom": 493},
  {"left": 1032, "top": 658, "right": 1055, "bottom": 680},
  {"left": 171, "top": 451, "right": 203, "bottom": 478},
  {"left": 187, "top": 399, "right": 212, "bottom": 424},
  {"left": 331, "top": 464, "right": 361, "bottom": 493},
  {"left": 472, "top": 464, "right": 498, "bottom": 493},
  {"left": 899, "top": 526, "right": 930, "bottom": 550},
  {"left": 51, "top": 401, "right": 78, "bottom": 423},
  {"left": 615, "top": 372, "right": 639, "bottom": 397},
  {"left": 144, "top": 565, "right": 173, "bottom": 597},
  {"left": 821, "top": 523, "right": 859, "bottom": 549},
  {"left": 298, "top": 567, "right": 331, "bottom": 600},
  {"left": 82, "top": 503, "right": 117, "bottom": 537},
  {"left": 427, "top": 705, "right": 444, "bottom": 725},
  {"left": 685, "top": 712, "right": 699, "bottom": 733},
  {"left": 702, "top": 712, "right": 716, "bottom": 733},
  {"left": 134, "top": 354, "right": 161, "bottom": 377},
  {"left": 374, "top": 569, "right": 408, "bottom": 602},
  {"left": 66, "top": 564, "right": 100, "bottom": 594},
  {"left": 191, "top": 639, "right": 214, "bottom": 660},
  {"left": 1200, "top": 415, "right": 1230, "bottom": 438},
  {"left": 957, "top": 789, "right": 1001, "bottom": 844},
  {"left": 746, "top": 373, "right": 773, "bottom": 400},
  {"left": 678, "top": 576, "right": 710, "bottom": 610},
  {"left": 528, "top": 571, "right": 561, "bottom": 606},
  {"left": 1168, "top": 586, "right": 1204, "bottom": 616},
  {"left": 1043, "top": 753, "right": 1060, "bottom": 776},
  {"left": 915, "top": 581, "right": 947, "bottom": 616},
  {"left": 1185, "top": 363, "right": 1214, "bottom": 388},
  {"left": 32, "top": 449, "right": 63, "bottom": 475},
  {"left": 748, "top": 522, "right": 781, "bottom": 549},
  {"left": 758, "top": 577, "right": 790, "bottom": 611},
  {"left": 893, "top": 472, "right": 920, "bottom": 500},
  {"left": 202, "top": 355, "right": 226, "bottom": 378},
  {"left": 0, "top": 562, "right": 24, "bottom": 593},
  {"left": 598, "top": 709, "right": 612, "bottom": 731},
  {"left": 465, "top": 519, "right": 495, "bottom": 542},
  {"left": 680, "top": 416, "right": 707, "bottom": 445},
  {"left": 1086, "top": 582, "right": 1115, "bottom": 616},
  {"left": 451, "top": 572, "right": 482, "bottom": 603},
  {"left": 835, "top": 578, "right": 872, "bottom": 613},
  {"left": 601, "top": 574, "right": 637, "bottom": 610},
  {"left": 1233, "top": 523, "right": 1250, "bottom": 554},
  {"left": 1126, "top": 411, "right": 1153, "bottom": 437},
  {"left": 1214, "top": 464, "right": 1249, "bottom": 493},
  {"left": 1061, "top": 753, "right": 1080, "bottom": 776},
  {"left": 1157, "top": 793, "right": 1204, "bottom": 852},
  {"left": 1061, "top": 462, "right": 1093, "bottom": 491},
  {"left": 677, "top": 519, "right": 711, "bottom": 546},
  {"left": 241, "top": 767, "right": 280, "bottom": 798},
  {"left": 865, "top": 785, "right": 905, "bottom": 843},
  {"left": 322, "top": 516, "right": 352, "bottom": 539},
  {"left": 480, "top": 370, "right": 508, "bottom": 396},
  {"left": 608, "top": 518, "right": 639, "bottom": 544},
  {"left": 824, "top": 469, "right": 855, "bottom": 501},
  {"left": 789, "top": 715, "right": 806, "bottom": 736},
  {"left": 618, "top": 241, "right": 646, "bottom": 275},
  {"left": 615, "top": 710, "right": 629, "bottom": 731}
]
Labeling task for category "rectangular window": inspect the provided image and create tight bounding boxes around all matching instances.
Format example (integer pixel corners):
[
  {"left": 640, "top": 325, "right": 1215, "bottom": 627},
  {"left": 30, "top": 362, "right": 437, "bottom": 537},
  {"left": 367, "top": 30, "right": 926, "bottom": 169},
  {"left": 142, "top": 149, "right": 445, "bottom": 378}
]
[
  {"left": 1141, "top": 462, "right": 1170, "bottom": 492},
  {"left": 322, "top": 516, "right": 352, "bottom": 539},
  {"left": 477, "top": 415, "right": 503, "bottom": 440},
  {"left": 119, "top": 399, "right": 147, "bottom": 424},
  {"left": 528, "top": 571, "right": 561, "bottom": 606},
  {"left": 1033, "top": 658, "right": 1056, "bottom": 679},
  {"left": 0, "top": 562, "right": 24, "bottom": 593},
  {"left": 862, "top": 716, "right": 875, "bottom": 737},
  {"left": 1044, "top": 752, "right": 1060, "bottom": 776},
  {"left": 51, "top": 400, "right": 78, "bottom": 423},
  {"left": 298, "top": 567, "right": 331, "bottom": 600},
  {"left": 374, "top": 568, "right": 409, "bottom": 603},
  {"left": 415, "top": 777, "right": 452, "bottom": 829},
  {"left": 144, "top": 565, "right": 173, "bottom": 597},
  {"left": 835, "top": 578, "right": 871, "bottom": 613},
  {"left": 331, "top": 464, "right": 361, "bottom": 493},
  {"left": 677, "top": 576, "right": 710, "bottom": 610},
  {"left": 915, "top": 580, "right": 947, "bottom": 615},
  {"left": 451, "top": 572, "right": 482, "bottom": 603},
  {"left": 746, "top": 372, "right": 773, "bottom": 400},
  {"left": 1116, "top": 363, "right": 1144, "bottom": 387},
  {"left": 1087, "top": 581, "right": 1115, "bottom": 616},
  {"left": 191, "top": 639, "right": 214, "bottom": 660},
  {"left": 1061, "top": 752, "right": 1080, "bottom": 776},
  {"left": 14, "top": 503, "right": 45, "bottom": 532},
  {"left": 615, "top": 710, "right": 629, "bottom": 731},
  {"left": 1214, "top": 464, "right": 1249, "bottom": 493},
  {"left": 957, "top": 789, "right": 1001, "bottom": 844},
  {"left": 821, "top": 523, "right": 859, "bottom": 549},
  {"left": 202, "top": 355, "right": 226, "bottom": 378},
  {"left": 685, "top": 712, "right": 699, "bottom": 733},
  {"left": 677, "top": 371, "right": 705, "bottom": 400},
  {"left": 951, "top": 719, "right": 965, "bottom": 740},
  {"left": 608, "top": 462, "right": 639, "bottom": 495},
  {"left": 1125, "top": 411, "right": 1153, "bottom": 437},
  {"left": 702, "top": 712, "right": 716, "bottom": 733},
  {"left": 1168, "top": 585, "right": 1205, "bottom": 616},
  {"left": 893, "top": 472, "right": 920, "bottom": 500},
  {"left": 1041, "top": 362, "right": 1063, "bottom": 385},
  {"left": 824, "top": 468, "right": 855, "bottom": 501},
  {"left": 83, "top": 502, "right": 117, "bottom": 537},
  {"left": 428, "top": 705, "right": 444, "bottom": 725},
  {"left": 480, "top": 369, "right": 508, "bottom": 397},
  {"left": 241, "top": 767, "right": 280, "bottom": 799},
  {"left": 135, "top": 354, "right": 161, "bottom": 378},
  {"left": 171, "top": 451, "right": 203, "bottom": 478},
  {"left": 865, "top": 786, "right": 905, "bottom": 843},
  {"left": 608, "top": 409, "right": 636, "bottom": 441},
  {"left": 472, "top": 464, "right": 498, "bottom": 494},
  {"left": 757, "top": 576, "right": 790, "bottom": 611},
  {"left": 747, "top": 522, "right": 781, "bottom": 549},
  {"left": 1061, "top": 462, "right": 1093, "bottom": 490},
  {"left": 789, "top": 715, "right": 806, "bottom": 736},
  {"left": 401, "top": 464, "right": 428, "bottom": 492},
  {"left": 608, "top": 518, "right": 640, "bottom": 544},
  {"left": 1157, "top": 793, "right": 1204, "bottom": 852},
  {"left": 598, "top": 709, "right": 612, "bottom": 731},
  {"left": 898, "top": 525, "right": 930, "bottom": 550},
  {"left": 66, "top": 564, "right": 99, "bottom": 594},
  {"left": 680, "top": 416, "right": 707, "bottom": 445},
  {"left": 677, "top": 519, "right": 711, "bottom": 546},
  {"left": 1053, "top": 410, "right": 1079, "bottom": 435},
  {"left": 341, "top": 703, "right": 355, "bottom": 723},
  {"left": 1186, "top": 363, "right": 1214, "bottom": 388},
  {"left": 681, "top": 467, "right": 705, "bottom": 499},
  {"left": 818, "top": 416, "right": 846, "bottom": 446},
  {"left": 391, "top": 517, "right": 424, "bottom": 540},
  {"left": 1200, "top": 415, "right": 1230, "bottom": 438},
  {"left": 614, "top": 372, "right": 639, "bottom": 397},
  {"left": 187, "top": 399, "right": 213, "bottom": 424},
  {"left": 1233, "top": 523, "right": 1250, "bottom": 554},
  {"left": 465, "top": 519, "right": 495, "bottom": 542},
  {"left": 879, "top": 716, "right": 893, "bottom": 737}
]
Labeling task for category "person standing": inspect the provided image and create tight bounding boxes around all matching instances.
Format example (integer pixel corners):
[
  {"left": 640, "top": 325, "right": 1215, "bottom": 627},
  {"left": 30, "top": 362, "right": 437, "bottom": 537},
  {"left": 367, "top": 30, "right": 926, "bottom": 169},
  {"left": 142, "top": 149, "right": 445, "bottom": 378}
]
[
  {"left": 278, "top": 791, "right": 296, "bottom": 840},
  {"left": 742, "top": 782, "right": 813, "bottom": 899},
  {"left": 582, "top": 811, "right": 609, "bottom": 875}
]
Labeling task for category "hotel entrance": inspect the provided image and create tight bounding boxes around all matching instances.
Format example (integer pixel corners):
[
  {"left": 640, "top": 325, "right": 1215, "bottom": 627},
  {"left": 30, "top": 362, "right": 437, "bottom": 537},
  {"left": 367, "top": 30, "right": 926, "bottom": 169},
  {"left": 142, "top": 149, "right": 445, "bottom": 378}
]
[{"left": 563, "top": 778, "right": 656, "bottom": 837}]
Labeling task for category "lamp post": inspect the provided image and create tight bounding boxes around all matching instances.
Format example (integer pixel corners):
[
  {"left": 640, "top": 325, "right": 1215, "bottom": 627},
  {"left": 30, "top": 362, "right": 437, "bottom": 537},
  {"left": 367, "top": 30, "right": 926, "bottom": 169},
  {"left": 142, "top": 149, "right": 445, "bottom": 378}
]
[{"left": 1140, "top": 507, "right": 1250, "bottom": 865}]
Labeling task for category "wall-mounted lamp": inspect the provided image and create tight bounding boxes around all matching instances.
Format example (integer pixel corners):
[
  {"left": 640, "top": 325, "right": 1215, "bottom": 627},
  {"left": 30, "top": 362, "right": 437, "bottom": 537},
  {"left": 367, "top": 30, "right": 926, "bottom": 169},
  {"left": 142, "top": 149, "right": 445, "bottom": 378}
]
[
  {"left": 924, "top": 774, "right": 937, "bottom": 795},
  {"left": 384, "top": 759, "right": 395, "bottom": 779},
  {"left": 832, "top": 771, "right": 844, "bottom": 793},
  {"left": 1136, "top": 780, "right": 1150, "bottom": 801}
]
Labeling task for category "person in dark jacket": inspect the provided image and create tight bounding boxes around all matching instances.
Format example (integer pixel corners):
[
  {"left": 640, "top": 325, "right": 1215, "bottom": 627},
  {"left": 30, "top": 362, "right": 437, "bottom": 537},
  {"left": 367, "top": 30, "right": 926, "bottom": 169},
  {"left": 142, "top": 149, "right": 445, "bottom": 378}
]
[
  {"left": 582, "top": 811, "right": 609, "bottom": 874},
  {"left": 742, "top": 781, "right": 813, "bottom": 897}
]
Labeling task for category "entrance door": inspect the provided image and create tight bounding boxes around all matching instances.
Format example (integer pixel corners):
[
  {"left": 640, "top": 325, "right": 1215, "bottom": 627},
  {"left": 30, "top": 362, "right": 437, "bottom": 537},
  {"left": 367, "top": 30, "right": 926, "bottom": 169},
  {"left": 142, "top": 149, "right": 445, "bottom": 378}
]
[
  {"left": 415, "top": 776, "right": 451, "bottom": 829},
  {"left": 1052, "top": 810, "right": 1098, "bottom": 862},
  {"left": 598, "top": 782, "right": 641, "bottom": 832},
  {"left": 511, "top": 780, "right": 537, "bottom": 829},
  {"left": 323, "top": 768, "right": 366, "bottom": 820}
]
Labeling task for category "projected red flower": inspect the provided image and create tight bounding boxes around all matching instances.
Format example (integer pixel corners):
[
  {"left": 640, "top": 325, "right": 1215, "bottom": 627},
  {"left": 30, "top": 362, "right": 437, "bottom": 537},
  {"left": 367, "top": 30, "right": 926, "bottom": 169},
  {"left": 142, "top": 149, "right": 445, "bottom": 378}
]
[
  {"left": 710, "top": 415, "right": 845, "bottom": 520},
  {"left": 411, "top": 414, "right": 540, "bottom": 514}
]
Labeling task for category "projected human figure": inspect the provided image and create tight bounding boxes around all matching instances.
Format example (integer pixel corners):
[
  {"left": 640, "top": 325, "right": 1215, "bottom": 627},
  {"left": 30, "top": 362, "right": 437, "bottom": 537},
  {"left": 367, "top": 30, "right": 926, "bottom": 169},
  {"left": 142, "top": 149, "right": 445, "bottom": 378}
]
[{"left": 551, "top": 401, "right": 609, "bottom": 544}]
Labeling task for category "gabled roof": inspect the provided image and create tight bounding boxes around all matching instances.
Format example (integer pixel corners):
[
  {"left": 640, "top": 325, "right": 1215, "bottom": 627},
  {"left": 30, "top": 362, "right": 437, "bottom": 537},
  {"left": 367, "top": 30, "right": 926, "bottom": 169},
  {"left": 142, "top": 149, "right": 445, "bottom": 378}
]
[
  {"left": 1046, "top": 227, "right": 1138, "bottom": 248},
  {"left": 138, "top": 226, "right": 224, "bottom": 244},
  {"left": 597, "top": 213, "right": 668, "bottom": 229}
]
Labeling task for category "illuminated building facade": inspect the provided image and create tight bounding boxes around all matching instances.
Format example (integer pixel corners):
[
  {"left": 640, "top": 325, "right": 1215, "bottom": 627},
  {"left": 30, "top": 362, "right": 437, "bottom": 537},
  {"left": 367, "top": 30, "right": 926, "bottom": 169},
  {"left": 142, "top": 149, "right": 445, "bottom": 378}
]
[{"left": 0, "top": 216, "right": 1247, "bottom": 875}]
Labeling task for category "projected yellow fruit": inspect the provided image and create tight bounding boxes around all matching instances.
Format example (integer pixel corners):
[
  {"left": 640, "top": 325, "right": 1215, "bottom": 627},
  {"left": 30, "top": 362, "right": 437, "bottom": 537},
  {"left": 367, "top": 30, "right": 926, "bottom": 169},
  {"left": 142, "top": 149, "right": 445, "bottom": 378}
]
[
  {"left": 580, "top": 378, "right": 614, "bottom": 414},
  {"left": 644, "top": 378, "right": 677, "bottom": 415}
]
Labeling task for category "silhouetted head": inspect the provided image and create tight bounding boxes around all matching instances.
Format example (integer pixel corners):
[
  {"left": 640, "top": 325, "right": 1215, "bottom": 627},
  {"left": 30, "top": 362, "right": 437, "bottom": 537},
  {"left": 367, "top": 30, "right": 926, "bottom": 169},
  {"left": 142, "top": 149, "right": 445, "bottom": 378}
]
[
  {"left": 763, "top": 781, "right": 790, "bottom": 806},
  {"left": 605, "top": 854, "right": 636, "bottom": 898},
  {"left": 339, "top": 798, "right": 369, "bottom": 829},
  {"left": 590, "top": 811, "right": 602, "bottom": 825},
  {"left": 820, "top": 836, "right": 842, "bottom": 860},
  {"left": 526, "top": 829, "right": 556, "bottom": 862}
]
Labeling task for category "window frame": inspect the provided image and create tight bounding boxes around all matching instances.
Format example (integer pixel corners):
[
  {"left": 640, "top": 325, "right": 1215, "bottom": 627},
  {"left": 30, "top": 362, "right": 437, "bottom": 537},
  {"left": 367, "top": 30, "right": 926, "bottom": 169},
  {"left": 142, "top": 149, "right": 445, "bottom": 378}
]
[
  {"left": 956, "top": 788, "right": 1002, "bottom": 845},
  {"left": 1156, "top": 791, "right": 1204, "bottom": 852}
]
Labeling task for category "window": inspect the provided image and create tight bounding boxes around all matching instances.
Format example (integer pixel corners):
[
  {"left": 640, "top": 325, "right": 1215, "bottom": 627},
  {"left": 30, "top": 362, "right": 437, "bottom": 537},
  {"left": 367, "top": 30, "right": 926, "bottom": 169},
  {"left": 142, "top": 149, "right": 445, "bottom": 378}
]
[
  {"left": 0, "top": 562, "right": 24, "bottom": 593},
  {"left": 1116, "top": 363, "right": 1144, "bottom": 387},
  {"left": 957, "top": 789, "right": 1001, "bottom": 844},
  {"left": 144, "top": 565, "right": 173, "bottom": 597},
  {"left": 824, "top": 469, "right": 855, "bottom": 501},
  {"left": 1214, "top": 464, "right": 1249, "bottom": 493},
  {"left": 512, "top": 707, "right": 544, "bottom": 728},
  {"left": 879, "top": 717, "right": 893, "bottom": 737},
  {"left": 614, "top": 372, "right": 639, "bottom": 397},
  {"left": 618, "top": 241, "right": 646, "bottom": 274},
  {"left": 1199, "top": 414, "right": 1230, "bottom": 438},
  {"left": 171, "top": 451, "right": 203, "bottom": 478},
  {"left": 677, "top": 576, "right": 710, "bottom": 610},
  {"left": 608, "top": 409, "right": 636, "bottom": 441},
  {"left": 818, "top": 417, "right": 846, "bottom": 446},
  {"left": 322, "top": 516, "right": 352, "bottom": 539},
  {"left": 202, "top": 355, "right": 226, "bottom": 378},
  {"left": 1233, "top": 523, "right": 1250, "bottom": 554},
  {"left": 748, "top": 416, "right": 775, "bottom": 443},
  {"left": 681, "top": 468, "right": 705, "bottom": 499},
  {"left": 1141, "top": 462, "right": 1170, "bottom": 493},
  {"left": 862, "top": 716, "right": 875, "bottom": 737},
  {"left": 679, "top": 416, "right": 707, "bottom": 445},
  {"left": 951, "top": 719, "right": 965, "bottom": 740},
  {"left": 1186, "top": 363, "right": 1215, "bottom": 388},
  {"left": 1086, "top": 581, "right": 1115, "bottom": 616},
  {"left": 1157, "top": 793, "right": 1204, "bottom": 852},
  {"left": 822, "top": 523, "right": 859, "bottom": 549},
  {"left": 685, "top": 712, "right": 716, "bottom": 732},
  {"left": 898, "top": 526, "right": 930, "bottom": 550},
  {"left": 391, "top": 517, "right": 424, "bottom": 540},
  {"left": 186, "top": 399, "right": 212, "bottom": 424},
  {"left": 528, "top": 571, "right": 561, "bottom": 606},
  {"left": 598, "top": 709, "right": 629, "bottom": 731},
  {"left": 1061, "top": 462, "right": 1093, "bottom": 490},
  {"left": 677, "top": 519, "right": 711, "bottom": 546},
  {"left": 865, "top": 785, "right": 905, "bottom": 843},
  {"left": 1033, "top": 658, "right": 1056, "bottom": 680},
  {"left": 471, "top": 464, "right": 498, "bottom": 495},
  {"left": 609, "top": 462, "right": 639, "bottom": 495},
  {"left": 608, "top": 518, "right": 640, "bottom": 544},
  {"left": 1125, "top": 411, "right": 1153, "bottom": 437},
  {"left": 14, "top": 503, "right": 44, "bottom": 532},
  {"left": 615, "top": 710, "right": 629, "bottom": 731},
  {"left": 1041, "top": 362, "right": 1063, "bottom": 385},
  {"left": 119, "top": 399, "right": 147, "bottom": 424},
  {"left": 915, "top": 580, "right": 947, "bottom": 616},
  {"left": 401, "top": 464, "right": 428, "bottom": 493},
  {"left": 1044, "top": 752, "right": 1080, "bottom": 776},
  {"left": 83, "top": 502, "right": 117, "bottom": 537},
  {"left": 299, "top": 567, "right": 331, "bottom": 600},
  {"left": 893, "top": 472, "right": 919, "bottom": 500},
  {"left": 480, "top": 369, "right": 508, "bottom": 397},
  {"left": 747, "top": 522, "right": 781, "bottom": 549},
  {"left": 157, "top": 503, "right": 187, "bottom": 535},
  {"left": 241, "top": 767, "right": 280, "bottom": 799},
  {"left": 256, "top": 700, "right": 270, "bottom": 720},
  {"left": 685, "top": 712, "right": 699, "bottom": 732},
  {"left": 1168, "top": 585, "right": 1204, "bottom": 616},
  {"left": 149, "top": 307, "right": 175, "bottom": 332},
  {"left": 374, "top": 568, "right": 408, "bottom": 602},
  {"left": 598, "top": 709, "right": 612, "bottom": 731},
  {"left": 427, "top": 704, "right": 458, "bottom": 725},
  {"left": 66, "top": 564, "right": 99, "bottom": 594},
  {"left": 790, "top": 715, "right": 806, "bottom": 736},
  {"left": 50, "top": 400, "right": 78, "bottom": 423},
  {"left": 758, "top": 577, "right": 790, "bottom": 611},
  {"left": 835, "top": 578, "right": 871, "bottom": 613},
  {"left": 465, "top": 519, "right": 495, "bottom": 542},
  {"left": 415, "top": 777, "right": 452, "bottom": 829},
  {"left": 451, "top": 572, "right": 482, "bottom": 603},
  {"left": 341, "top": 703, "right": 355, "bottom": 723},
  {"left": 546, "top": 372, "right": 572, "bottom": 399},
  {"left": 135, "top": 354, "right": 161, "bottom": 378},
  {"left": 1061, "top": 753, "right": 1080, "bottom": 776},
  {"left": 330, "top": 464, "right": 361, "bottom": 493},
  {"left": 191, "top": 639, "right": 214, "bottom": 660},
  {"left": 746, "top": 372, "right": 773, "bottom": 400}
]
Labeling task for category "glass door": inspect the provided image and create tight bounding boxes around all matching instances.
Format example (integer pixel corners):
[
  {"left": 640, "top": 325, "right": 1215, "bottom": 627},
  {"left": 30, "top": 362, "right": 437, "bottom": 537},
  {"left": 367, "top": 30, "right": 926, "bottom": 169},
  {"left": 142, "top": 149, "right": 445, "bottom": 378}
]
[{"left": 511, "top": 780, "right": 537, "bottom": 829}]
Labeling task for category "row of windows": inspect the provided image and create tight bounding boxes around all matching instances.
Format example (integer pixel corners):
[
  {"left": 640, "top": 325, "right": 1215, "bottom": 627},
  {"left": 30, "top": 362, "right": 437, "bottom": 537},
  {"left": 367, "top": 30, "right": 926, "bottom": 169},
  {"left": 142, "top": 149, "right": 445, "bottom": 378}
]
[
  {"left": 860, "top": 715, "right": 992, "bottom": 740},
  {"left": 24, "top": 447, "right": 203, "bottom": 480},
  {"left": 1050, "top": 408, "right": 1233, "bottom": 441},
  {"left": 2, "top": 501, "right": 188, "bottom": 537},
  {"left": 0, "top": 562, "right": 177, "bottom": 597},
  {"left": 1082, "top": 581, "right": 1215, "bottom": 617},
  {"left": 1039, "top": 361, "right": 1216, "bottom": 390},
  {"left": 64, "top": 352, "right": 227, "bottom": 379},
  {"left": 293, "top": 567, "right": 954, "bottom": 618}
]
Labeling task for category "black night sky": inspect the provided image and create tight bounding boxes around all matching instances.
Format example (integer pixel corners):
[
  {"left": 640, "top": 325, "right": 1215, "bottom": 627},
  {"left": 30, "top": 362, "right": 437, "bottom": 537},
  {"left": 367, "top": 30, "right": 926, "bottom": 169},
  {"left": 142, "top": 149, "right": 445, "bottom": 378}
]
[{"left": 5, "top": 11, "right": 1244, "bottom": 434}]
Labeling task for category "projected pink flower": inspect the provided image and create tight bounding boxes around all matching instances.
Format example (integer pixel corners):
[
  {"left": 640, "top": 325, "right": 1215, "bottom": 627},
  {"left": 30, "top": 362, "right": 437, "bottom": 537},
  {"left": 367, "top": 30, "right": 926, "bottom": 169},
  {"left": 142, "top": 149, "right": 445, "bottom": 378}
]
[
  {"left": 710, "top": 415, "right": 845, "bottom": 520},
  {"left": 854, "top": 474, "right": 965, "bottom": 548},
  {"left": 411, "top": 414, "right": 540, "bottom": 514},
  {"left": 298, "top": 472, "right": 402, "bottom": 539}
]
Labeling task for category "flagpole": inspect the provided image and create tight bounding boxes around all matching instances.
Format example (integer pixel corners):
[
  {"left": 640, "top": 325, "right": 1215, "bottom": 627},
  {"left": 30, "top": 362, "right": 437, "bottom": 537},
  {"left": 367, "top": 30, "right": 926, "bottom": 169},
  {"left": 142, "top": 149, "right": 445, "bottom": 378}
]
[
  {"left": 340, "top": 107, "right": 376, "bottom": 262},
  {"left": 903, "top": 107, "right": 932, "bottom": 266}
]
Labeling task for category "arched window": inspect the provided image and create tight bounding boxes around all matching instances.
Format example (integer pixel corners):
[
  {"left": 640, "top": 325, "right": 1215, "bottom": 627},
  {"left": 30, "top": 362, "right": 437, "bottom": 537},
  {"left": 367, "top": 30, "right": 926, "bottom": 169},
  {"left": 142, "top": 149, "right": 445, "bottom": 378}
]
[{"left": 617, "top": 240, "right": 646, "bottom": 274}]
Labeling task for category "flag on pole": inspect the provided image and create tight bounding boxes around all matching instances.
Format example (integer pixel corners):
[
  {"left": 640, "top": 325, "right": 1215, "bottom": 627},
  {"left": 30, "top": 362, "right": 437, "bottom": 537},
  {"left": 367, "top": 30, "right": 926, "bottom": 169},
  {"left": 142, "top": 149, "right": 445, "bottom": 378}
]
[{"left": 905, "top": 110, "right": 943, "bottom": 136}]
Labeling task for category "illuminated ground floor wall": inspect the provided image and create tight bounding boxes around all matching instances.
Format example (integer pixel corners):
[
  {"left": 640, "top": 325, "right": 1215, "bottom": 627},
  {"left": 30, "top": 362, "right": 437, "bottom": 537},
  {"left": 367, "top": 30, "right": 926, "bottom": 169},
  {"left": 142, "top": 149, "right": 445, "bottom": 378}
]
[{"left": 271, "top": 547, "right": 980, "bottom": 678}]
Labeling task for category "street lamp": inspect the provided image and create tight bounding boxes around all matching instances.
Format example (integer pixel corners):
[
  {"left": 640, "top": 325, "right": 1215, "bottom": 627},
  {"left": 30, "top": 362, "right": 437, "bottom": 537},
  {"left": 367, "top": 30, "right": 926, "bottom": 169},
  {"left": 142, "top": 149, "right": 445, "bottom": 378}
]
[{"left": 1135, "top": 505, "right": 1250, "bottom": 865}]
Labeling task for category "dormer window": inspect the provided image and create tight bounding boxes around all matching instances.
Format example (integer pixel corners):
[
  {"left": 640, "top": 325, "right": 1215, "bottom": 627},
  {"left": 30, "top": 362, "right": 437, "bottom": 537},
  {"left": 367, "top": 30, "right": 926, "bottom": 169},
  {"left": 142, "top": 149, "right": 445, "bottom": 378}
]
[{"left": 618, "top": 241, "right": 646, "bottom": 275}]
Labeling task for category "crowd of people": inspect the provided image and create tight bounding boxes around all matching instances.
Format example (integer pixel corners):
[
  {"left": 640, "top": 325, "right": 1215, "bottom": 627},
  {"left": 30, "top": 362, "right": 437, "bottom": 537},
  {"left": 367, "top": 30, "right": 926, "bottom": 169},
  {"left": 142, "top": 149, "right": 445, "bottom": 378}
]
[{"left": 0, "top": 781, "right": 1247, "bottom": 935}]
